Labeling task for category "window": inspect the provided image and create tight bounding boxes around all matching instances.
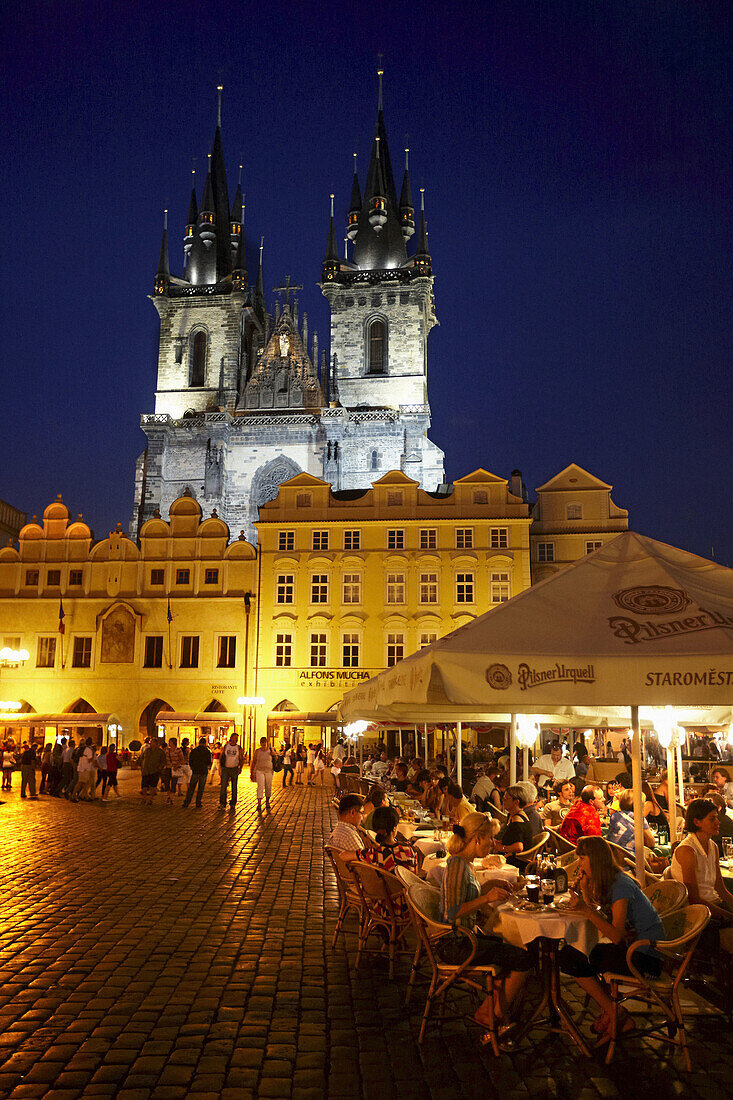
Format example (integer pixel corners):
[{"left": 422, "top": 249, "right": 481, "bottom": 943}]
[
  {"left": 386, "top": 632, "right": 404, "bottom": 667},
  {"left": 419, "top": 632, "right": 437, "bottom": 649},
  {"left": 419, "top": 572, "right": 438, "bottom": 603},
  {"left": 456, "top": 572, "right": 474, "bottom": 603},
  {"left": 368, "top": 318, "right": 386, "bottom": 373},
  {"left": 276, "top": 574, "right": 294, "bottom": 603},
  {"left": 343, "top": 530, "right": 360, "bottom": 550},
  {"left": 310, "top": 633, "right": 327, "bottom": 667},
  {"left": 343, "top": 573, "right": 361, "bottom": 604},
  {"left": 567, "top": 504, "right": 582, "bottom": 520},
  {"left": 387, "top": 529, "right": 404, "bottom": 550},
  {"left": 311, "top": 574, "right": 329, "bottom": 603},
  {"left": 296, "top": 493, "right": 311, "bottom": 508},
  {"left": 144, "top": 636, "right": 163, "bottom": 668},
  {"left": 387, "top": 491, "right": 403, "bottom": 507},
  {"left": 190, "top": 330, "right": 207, "bottom": 387},
  {"left": 47, "top": 570, "right": 61, "bottom": 585},
  {"left": 490, "top": 527, "right": 508, "bottom": 549},
  {"left": 473, "top": 490, "right": 488, "bottom": 504},
  {"left": 455, "top": 528, "right": 473, "bottom": 549},
  {"left": 72, "top": 636, "right": 92, "bottom": 668},
  {"left": 586, "top": 541, "right": 603, "bottom": 555},
  {"left": 3, "top": 636, "right": 20, "bottom": 651},
  {"left": 275, "top": 633, "right": 292, "bottom": 667},
  {"left": 69, "top": 570, "right": 83, "bottom": 586},
  {"left": 370, "top": 450, "right": 379, "bottom": 471},
  {"left": 342, "top": 633, "right": 360, "bottom": 667},
  {"left": 180, "top": 636, "right": 199, "bottom": 668},
  {"left": 24, "top": 570, "right": 39, "bottom": 586},
  {"left": 419, "top": 528, "right": 437, "bottom": 549},
  {"left": 36, "top": 637, "right": 57, "bottom": 668},
  {"left": 176, "top": 569, "right": 190, "bottom": 585},
  {"left": 150, "top": 569, "right": 165, "bottom": 586},
  {"left": 278, "top": 530, "right": 295, "bottom": 551},
  {"left": 537, "top": 543, "right": 555, "bottom": 563},
  {"left": 386, "top": 573, "right": 405, "bottom": 604},
  {"left": 490, "top": 571, "right": 511, "bottom": 603},
  {"left": 217, "top": 635, "right": 236, "bottom": 668},
  {"left": 204, "top": 568, "right": 219, "bottom": 584},
  {"left": 312, "top": 530, "right": 329, "bottom": 551}
]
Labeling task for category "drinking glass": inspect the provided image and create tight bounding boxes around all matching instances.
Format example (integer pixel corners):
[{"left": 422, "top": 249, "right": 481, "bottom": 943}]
[
  {"left": 724, "top": 839, "right": 733, "bottom": 862},
  {"left": 541, "top": 877, "right": 556, "bottom": 906},
  {"left": 525, "top": 875, "right": 540, "bottom": 904}
]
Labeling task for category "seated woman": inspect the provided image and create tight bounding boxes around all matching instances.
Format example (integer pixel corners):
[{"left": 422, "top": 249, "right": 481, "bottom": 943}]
[
  {"left": 340, "top": 755, "right": 360, "bottom": 775},
  {"left": 671, "top": 797, "right": 733, "bottom": 927},
  {"left": 559, "top": 835, "right": 666, "bottom": 1044},
  {"left": 344, "top": 805, "right": 417, "bottom": 919},
  {"left": 710, "top": 767, "right": 733, "bottom": 809},
  {"left": 606, "top": 792, "right": 655, "bottom": 853},
  {"left": 652, "top": 772, "right": 670, "bottom": 812},
  {"left": 391, "top": 762, "right": 410, "bottom": 792},
  {"left": 406, "top": 768, "right": 431, "bottom": 802},
  {"left": 707, "top": 792, "right": 733, "bottom": 841},
  {"left": 362, "top": 785, "right": 387, "bottom": 829},
  {"left": 441, "top": 813, "right": 533, "bottom": 1029},
  {"left": 494, "top": 784, "right": 534, "bottom": 867},
  {"left": 642, "top": 781, "right": 667, "bottom": 831},
  {"left": 443, "top": 781, "right": 474, "bottom": 825},
  {"left": 425, "top": 774, "right": 448, "bottom": 818}
]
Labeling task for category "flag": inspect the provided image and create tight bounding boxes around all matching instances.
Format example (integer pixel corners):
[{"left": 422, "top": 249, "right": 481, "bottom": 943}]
[
  {"left": 167, "top": 598, "right": 173, "bottom": 624},
  {"left": 58, "top": 597, "right": 65, "bottom": 634}
]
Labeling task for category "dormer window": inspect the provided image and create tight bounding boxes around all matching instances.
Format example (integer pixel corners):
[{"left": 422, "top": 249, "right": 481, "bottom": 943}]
[
  {"left": 367, "top": 318, "right": 387, "bottom": 374},
  {"left": 190, "top": 331, "right": 207, "bottom": 387}
]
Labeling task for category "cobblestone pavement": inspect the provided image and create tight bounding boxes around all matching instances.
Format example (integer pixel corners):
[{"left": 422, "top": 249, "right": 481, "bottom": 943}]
[{"left": 0, "top": 771, "right": 729, "bottom": 1099}]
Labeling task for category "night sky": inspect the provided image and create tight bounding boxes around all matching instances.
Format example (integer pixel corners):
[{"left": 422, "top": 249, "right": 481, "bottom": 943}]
[{"left": 2, "top": 1, "right": 731, "bottom": 561}]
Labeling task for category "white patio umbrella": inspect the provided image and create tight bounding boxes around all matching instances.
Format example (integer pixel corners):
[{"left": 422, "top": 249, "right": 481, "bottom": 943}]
[{"left": 341, "top": 531, "right": 733, "bottom": 881}]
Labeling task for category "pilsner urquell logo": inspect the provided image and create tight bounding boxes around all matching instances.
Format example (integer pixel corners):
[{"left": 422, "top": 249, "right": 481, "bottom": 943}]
[
  {"left": 517, "top": 662, "right": 595, "bottom": 691},
  {"left": 609, "top": 585, "right": 733, "bottom": 645}
]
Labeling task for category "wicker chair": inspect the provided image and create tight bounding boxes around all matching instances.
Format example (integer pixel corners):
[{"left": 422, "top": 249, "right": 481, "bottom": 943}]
[
  {"left": 404, "top": 880, "right": 502, "bottom": 1053},
  {"left": 325, "top": 846, "right": 364, "bottom": 948},
  {"left": 642, "top": 879, "right": 687, "bottom": 917},
  {"left": 396, "top": 865, "right": 439, "bottom": 1004},
  {"left": 544, "top": 825, "right": 576, "bottom": 856},
  {"left": 600, "top": 903, "right": 711, "bottom": 1069},
  {"left": 350, "top": 862, "right": 413, "bottom": 980},
  {"left": 514, "top": 830, "right": 550, "bottom": 870}
]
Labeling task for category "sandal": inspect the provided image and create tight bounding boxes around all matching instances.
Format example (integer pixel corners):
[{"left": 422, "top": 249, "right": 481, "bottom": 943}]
[{"left": 595, "top": 1011, "right": 634, "bottom": 1048}]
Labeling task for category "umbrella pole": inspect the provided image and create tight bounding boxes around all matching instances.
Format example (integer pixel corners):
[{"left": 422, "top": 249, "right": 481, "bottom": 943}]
[
  {"left": 398, "top": 728, "right": 403, "bottom": 758},
  {"left": 676, "top": 744, "right": 685, "bottom": 804},
  {"left": 510, "top": 715, "right": 517, "bottom": 786},
  {"left": 630, "top": 706, "right": 646, "bottom": 886},
  {"left": 667, "top": 746, "right": 678, "bottom": 845},
  {"left": 457, "top": 722, "right": 462, "bottom": 789},
  {"left": 522, "top": 747, "right": 529, "bottom": 782},
  {"left": 424, "top": 723, "right": 428, "bottom": 767}
]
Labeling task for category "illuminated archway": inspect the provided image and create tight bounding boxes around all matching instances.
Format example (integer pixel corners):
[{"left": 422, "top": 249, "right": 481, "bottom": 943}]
[{"left": 138, "top": 699, "right": 174, "bottom": 739}]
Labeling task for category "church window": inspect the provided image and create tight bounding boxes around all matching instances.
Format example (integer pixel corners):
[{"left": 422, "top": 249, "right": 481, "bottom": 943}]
[
  {"left": 217, "top": 635, "right": 236, "bottom": 668},
  {"left": 24, "top": 570, "right": 39, "bottom": 586},
  {"left": 456, "top": 573, "right": 475, "bottom": 604},
  {"left": 387, "top": 529, "right": 404, "bottom": 550},
  {"left": 180, "top": 635, "right": 199, "bottom": 668},
  {"left": 342, "top": 633, "right": 360, "bottom": 667},
  {"left": 386, "top": 573, "right": 405, "bottom": 604},
  {"left": 204, "top": 569, "right": 219, "bottom": 584},
  {"left": 36, "top": 637, "right": 57, "bottom": 668},
  {"left": 310, "top": 633, "right": 327, "bottom": 667},
  {"left": 296, "top": 493, "right": 311, "bottom": 508},
  {"left": 176, "top": 569, "right": 190, "bottom": 585},
  {"left": 586, "top": 540, "right": 603, "bottom": 554},
  {"left": 275, "top": 633, "right": 292, "bottom": 667},
  {"left": 276, "top": 574, "right": 294, "bottom": 604},
  {"left": 386, "top": 633, "right": 404, "bottom": 667},
  {"left": 367, "top": 318, "right": 387, "bottom": 374},
  {"left": 312, "top": 530, "right": 329, "bottom": 551},
  {"left": 566, "top": 504, "right": 582, "bottom": 520},
  {"left": 72, "top": 636, "right": 93, "bottom": 668},
  {"left": 419, "top": 528, "right": 437, "bottom": 550},
  {"left": 537, "top": 543, "right": 555, "bottom": 563},
  {"left": 311, "top": 574, "right": 329, "bottom": 604},
  {"left": 343, "top": 530, "right": 360, "bottom": 551},
  {"left": 144, "top": 636, "right": 163, "bottom": 668},
  {"left": 419, "top": 572, "right": 438, "bottom": 604},
  {"left": 473, "top": 491, "right": 488, "bottom": 504},
  {"left": 387, "top": 491, "right": 403, "bottom": 506},
  {"left": 371, "top": 450, "right": 379, "bottom": 471},
  {"left": 490, "top": 527, "right": 508, "bottom": 549},
  {"left": 343, "top": 573, "right": 361, "bottom": 604},
  {"left": 190, "top": 331, "right": 207, "bottom": 387},
  {"left": 69, "top": 570, "right": 83, "bottom": 586},
  {"left": 455, "top": 528, "right": 473, "bottom": 550},
  {"left": 47, "top": 570, "right": 61, "bottom": 586},
  {"left": 150, "top": 569, "right": 165, "bottom": 585},
  {"left": 278, "top": 530, "right": 295, "bottom": 551},
  {"left": 490, "top": 572, "right": 511, "bottom": 603},
  {"left": 419, "top": 632, "right": 437, "bottom": 650}
]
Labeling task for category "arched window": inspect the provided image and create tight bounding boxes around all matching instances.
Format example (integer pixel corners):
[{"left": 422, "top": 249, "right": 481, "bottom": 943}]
[
  {"left": 190, "top": 331, "right": 207, "bottom": 387},
  {"left": 367, "top": 318, "right": 386, "bottom": 374},
  {"left": 371, "top": 450, "right": 379, "bottom": 470}
]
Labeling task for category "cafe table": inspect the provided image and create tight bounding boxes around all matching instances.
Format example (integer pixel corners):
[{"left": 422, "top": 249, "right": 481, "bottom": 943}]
[
  {"left": 495, "top": 897, "right": 601, "bottom": 1056},
  {"left": 422, "top": 854, "right": 520, "bottom": 889}
]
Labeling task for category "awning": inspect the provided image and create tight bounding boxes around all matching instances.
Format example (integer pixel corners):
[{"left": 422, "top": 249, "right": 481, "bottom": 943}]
[
  {"left": 155, "top": 712, "right": 239, "bottom": 725},
  {"left": 0, "top": 713, "right": 120, "bottom": 727},
  {"left": 267, "top": 711, "right": 342, "bottom": 726}
]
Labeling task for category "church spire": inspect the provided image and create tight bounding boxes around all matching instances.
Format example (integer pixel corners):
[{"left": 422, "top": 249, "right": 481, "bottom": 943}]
[
  {"left": 154, "top": 209, "right": 169, "bottom": 295},
  {"left": 256, "top": 236, "right": 264, "bottom": 303},
  {"left": 209, "top": 84, "right": 232, "bottom": 279},
  {"left": 414, "top": 188, "right": 431, "bottom": 275},
  {"left": 184, "top": 164, "right": 197, "bottom": 269},
  {"left": 347, "top": 152, "right": 361, "bottom": 241},
  {"left": 322, "top": 194, "right": 340, "bottom": 281},
  {"left": 399, "top": 147, "right": 415, "bottom": 240}
]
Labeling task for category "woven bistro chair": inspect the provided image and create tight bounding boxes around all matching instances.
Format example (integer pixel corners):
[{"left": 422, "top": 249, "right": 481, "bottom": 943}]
[
  {"left": 350, "top": 862, "right": 413, "bottom": 980},
  {"left": 600, "top": 903, "right": 711, "bottom": 1070},
  {"left": 324, "top": 846, "right": 364, "bottom": 948},
  {"left": 642, "top": 879, "right": 688, "bottom": 918},
  {"left": 544, "top": 824, "right": 576, "bottom": 856},
  {"left": 396, "top": 866, "right": 439, "bottom": 1004},
  {"left": 514, "top": 830, "right": 550, "bottom": 870},
  {"left": 404, "top": 881, "right": 502, "bottom": 1054}
]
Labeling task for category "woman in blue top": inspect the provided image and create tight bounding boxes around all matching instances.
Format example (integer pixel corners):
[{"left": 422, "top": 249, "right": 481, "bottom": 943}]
[{"left": 559, "top": 835, "right": 665, "bottom": 1045}]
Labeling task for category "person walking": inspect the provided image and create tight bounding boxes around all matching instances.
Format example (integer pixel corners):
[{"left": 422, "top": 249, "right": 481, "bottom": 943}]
[
  {"left": 314, "top": 744, "right": 327, "bottom": 786},
  {"left": 305, "top": 743, "right": 317, "bottom": 786},
  {"left": 2, "top": 743, "right": 16, "bottom": 790},
  {"left": 282, "top": 744, "right": 295, "bottom": 787},
  {"left": 94, "top": 745, "right": 108, "bottom": 798},
  {"left": 251, "top": 736, "right": 275, "bottom": 812},
  {"left": 165, "top": 737, "right": 185, "bottom": 804},
  {"left": 183, "top": 737, "right": 212, "bottom": 808},
  {"left": 20, "top": 743, "right": 38, "bottom": 799},
  {"left": 294, "top": 744, "right": 305, "bottom": 786},
  {"left": 140, "top": 738, "right": 166, "bottom": 804},
  {"left": 219, "top": 733, "right": 244, "bottom": 809},
  {"left": 103, "top": 744, "right": 121, "bottom": 799},
  {"left": 72, "top": 738, "right": 95, "bottom": 802},
  {"left": 39, "top": 744, "right": 52, "bottom": 794},
  {"left": 209, "top": 741, "right": 222, "bottom": 786}
]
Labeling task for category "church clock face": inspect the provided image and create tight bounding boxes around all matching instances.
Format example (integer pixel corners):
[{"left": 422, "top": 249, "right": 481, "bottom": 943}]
[{"left": 279, "top": 334, "right": 289, "bottom": 357}]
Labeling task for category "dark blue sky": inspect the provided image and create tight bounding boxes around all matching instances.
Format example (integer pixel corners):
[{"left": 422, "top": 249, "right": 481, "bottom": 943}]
[{"left": 2, "top": 1, "right": 731, "bottom": 560}]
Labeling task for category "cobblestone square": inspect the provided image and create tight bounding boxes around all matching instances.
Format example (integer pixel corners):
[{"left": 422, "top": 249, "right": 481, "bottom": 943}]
[{"left": 0, "top": 772, "right": 729, "bottom": 1098}]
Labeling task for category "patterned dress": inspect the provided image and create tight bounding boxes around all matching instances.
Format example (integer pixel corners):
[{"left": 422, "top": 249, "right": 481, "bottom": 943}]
[{"left": 356, "top": 842, "right": 417, "bottom": 918}]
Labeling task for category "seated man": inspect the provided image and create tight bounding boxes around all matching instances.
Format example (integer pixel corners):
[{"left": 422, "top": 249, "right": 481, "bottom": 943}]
[
  {"left": 442, "top": 781, "right": 473, "bottom": 824},
  {"left": 406, "top": 768, "right": 431, "bottom": 802},
  {"left": 558, "top": 785, "right": 605, "bottom": 845},
  {"left": 362, "top": 785, "right": 387, "bottom": 829},
  {"left": 471, "top": 766, "right": 500, "bottom": 810},
  {"left": 391, "top": 762, "right": 410, "bottom": 792},
  {"left": 606, "top": 791, "right": 655, "bottom": 853},
  {"left": 541, "top": 779, "right": 576, "bottom": 827},
  {"left": 370, "top": 752, "right": 390, "bottom": 781},
  {"left": 327, "top": 794, "right": 371, "bottom": 853}
]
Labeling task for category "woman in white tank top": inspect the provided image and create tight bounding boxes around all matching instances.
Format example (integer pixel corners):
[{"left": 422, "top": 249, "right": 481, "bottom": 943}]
[{"left": 671, "top": 798, "right": 733, "bottom": 922}]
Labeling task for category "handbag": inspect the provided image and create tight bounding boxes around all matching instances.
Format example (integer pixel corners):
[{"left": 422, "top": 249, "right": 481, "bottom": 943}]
[{"left": 273, "top": 755, "right": 284, "bottom": 773}]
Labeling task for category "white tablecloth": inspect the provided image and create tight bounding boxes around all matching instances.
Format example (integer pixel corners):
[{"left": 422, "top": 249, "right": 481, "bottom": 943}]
[
  {"left": 422, "top": 855, "right": 520, "bottom": 888},
  {"left": 414, "top": 836, "right": 450, "bottom": 857},
  {"left": 496, "top": 900, "right": 600, "bottom": 957}
]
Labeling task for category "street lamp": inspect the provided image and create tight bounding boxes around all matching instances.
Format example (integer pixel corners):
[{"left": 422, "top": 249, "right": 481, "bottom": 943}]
[{"left": 237, "top": 696, "right": 266, "bottom": 760}]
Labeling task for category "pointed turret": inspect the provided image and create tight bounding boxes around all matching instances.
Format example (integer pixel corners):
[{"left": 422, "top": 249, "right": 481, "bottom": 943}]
[
  {"left": 368, "top": 137, "right": 388, "bottom": 234},
  {"left": 399, "top": 148, "right": 415, "bottom": 240},
  {"left": 188, "top": 165, "right": 217, "bottom": 286},
  {"left": 413, "top": 188, "right": 431, "bottom": 276},
  {"left": 232, "top": 201, "right": 247, "bottom": 292},
  {"left": 347, "top": 153, "right": 361, "bottom": 241},
  {"left": 230, "top": 168, "right": 243, "bottom": 260},
  {"left": 154, "top": 210, "right": 170, "bottom": 295},
  {"left": 184, "top": 168, "right": 197, "bottom": 269},
  {"left": 255, "top": 236, "right": 264, "bottom": 304},
  {"left": 323, "top": 194, "right": 340, "bottom": 281},
  {"left": 209, "top": 85, "right": 232, "bottom": 278}
]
